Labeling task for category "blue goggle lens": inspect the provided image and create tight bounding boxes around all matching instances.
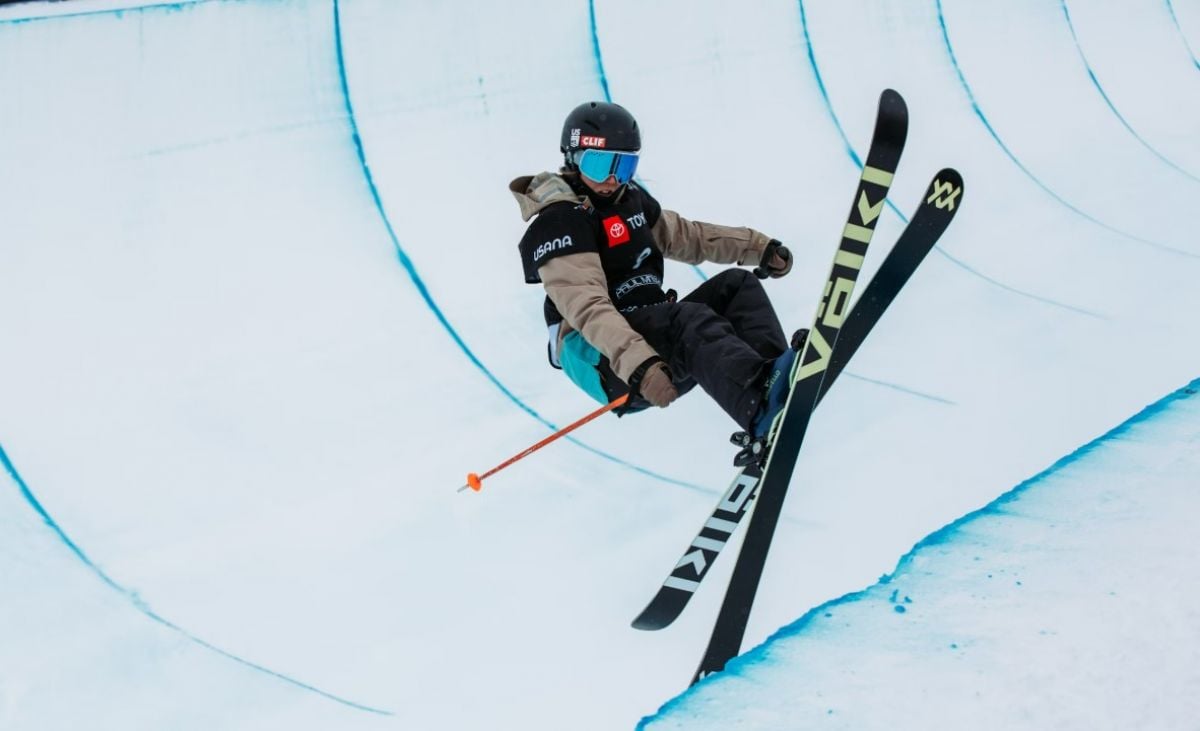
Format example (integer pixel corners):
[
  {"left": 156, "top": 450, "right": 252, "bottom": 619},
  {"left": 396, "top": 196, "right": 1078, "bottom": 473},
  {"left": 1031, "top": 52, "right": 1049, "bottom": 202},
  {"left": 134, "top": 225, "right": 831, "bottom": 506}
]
[{"left": 575, "top": 149, "right": 639, "bottom": 184}]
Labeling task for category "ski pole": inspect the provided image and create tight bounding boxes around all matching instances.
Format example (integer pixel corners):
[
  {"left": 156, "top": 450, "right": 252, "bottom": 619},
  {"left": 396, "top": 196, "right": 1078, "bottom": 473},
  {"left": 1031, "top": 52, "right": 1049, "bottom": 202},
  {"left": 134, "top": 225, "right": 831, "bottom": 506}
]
[{"left": 459, "top": 394, "right": 629, "bottom": 493}]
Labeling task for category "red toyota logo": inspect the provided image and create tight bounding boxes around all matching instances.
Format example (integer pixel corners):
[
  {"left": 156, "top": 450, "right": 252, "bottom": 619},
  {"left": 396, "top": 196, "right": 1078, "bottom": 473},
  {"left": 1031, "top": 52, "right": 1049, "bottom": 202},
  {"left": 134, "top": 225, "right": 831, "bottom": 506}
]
[{"left": 603, "top": 216, "right": 631, "bottom": 247}]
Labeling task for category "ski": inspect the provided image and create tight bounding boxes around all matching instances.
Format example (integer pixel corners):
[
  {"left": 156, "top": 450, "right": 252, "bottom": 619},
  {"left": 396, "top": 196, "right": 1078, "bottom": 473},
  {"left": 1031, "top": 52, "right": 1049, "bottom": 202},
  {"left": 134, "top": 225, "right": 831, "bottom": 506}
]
[
  {"left": 630, "top": 165, "right": 963, "bottom": 632},
  {"left": 690, "top": 89, "right": 945, "bottom": 684}
]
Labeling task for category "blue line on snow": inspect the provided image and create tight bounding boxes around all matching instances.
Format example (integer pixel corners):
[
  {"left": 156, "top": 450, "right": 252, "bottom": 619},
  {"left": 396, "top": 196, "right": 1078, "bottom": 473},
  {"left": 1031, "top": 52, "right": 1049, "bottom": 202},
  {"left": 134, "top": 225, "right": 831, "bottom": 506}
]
[
  {"left": 774, "top": 376, "right": 1200, "bottom": 652},
  {"left": 1, "top": 0, "right": 394, "bottom": 715},
  {"left": 1165, "top": 0, "right": 1200, "bottom": 71},
  {"left": 935, "top": 0, "right": 1199, "bottom": 261},
  {"left": 0, "top": 442, "right": 394, "bottom": 715},
  {"left": 843, "top": 372, "right": 956, "bottom": 405},
  {"left": 586, "top": 0, "right": 612, "bottom": 104},
  {"left": 796, "top": 0, "right": 1105, "bottom": 320},
  {"left": 1060, "top": 0, "right": 1200, "bottom": 184},
  {"left": 0, "top": 0, "right": 213, "bottom": 25},
  {"left": 331, "top": 0, "right": 707, "bottom": 493}
]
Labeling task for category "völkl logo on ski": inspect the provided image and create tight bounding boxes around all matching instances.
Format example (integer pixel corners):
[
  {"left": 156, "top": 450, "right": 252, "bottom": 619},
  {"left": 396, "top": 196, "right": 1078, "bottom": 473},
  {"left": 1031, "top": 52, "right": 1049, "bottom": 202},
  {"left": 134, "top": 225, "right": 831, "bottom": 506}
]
[{"left": 928, "top": 178, "right": 962, "bottom": 210}]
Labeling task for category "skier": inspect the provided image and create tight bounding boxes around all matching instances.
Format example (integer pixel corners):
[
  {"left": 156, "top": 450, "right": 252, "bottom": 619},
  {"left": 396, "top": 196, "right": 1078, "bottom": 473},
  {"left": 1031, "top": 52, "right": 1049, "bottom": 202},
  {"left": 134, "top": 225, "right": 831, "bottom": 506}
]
[{"left": 511, "top": 101, "right": 803, "bottom": 440}]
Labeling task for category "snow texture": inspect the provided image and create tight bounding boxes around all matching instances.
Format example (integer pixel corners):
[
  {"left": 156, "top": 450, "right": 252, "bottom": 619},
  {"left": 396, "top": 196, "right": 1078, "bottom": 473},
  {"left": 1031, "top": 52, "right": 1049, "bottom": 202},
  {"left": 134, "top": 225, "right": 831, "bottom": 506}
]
[{"left": 643, "top": 380, "right": 1200, "bottom": 729}]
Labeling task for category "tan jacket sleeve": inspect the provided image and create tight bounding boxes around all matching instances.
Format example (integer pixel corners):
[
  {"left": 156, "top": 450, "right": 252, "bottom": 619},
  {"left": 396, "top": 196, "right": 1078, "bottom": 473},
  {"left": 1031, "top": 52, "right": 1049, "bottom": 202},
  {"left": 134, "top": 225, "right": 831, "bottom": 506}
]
[
  {"left": 539, "top": 253, "right": 660, "bottom": 385},
  {"left": 652, "top": 209, "right": 774, "bottom": 266}
]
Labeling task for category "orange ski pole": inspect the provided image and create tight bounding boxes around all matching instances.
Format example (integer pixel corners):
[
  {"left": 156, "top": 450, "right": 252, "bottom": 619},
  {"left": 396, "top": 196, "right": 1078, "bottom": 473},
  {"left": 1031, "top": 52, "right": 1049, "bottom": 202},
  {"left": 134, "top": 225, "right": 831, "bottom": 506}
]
[{"left": 459, "top": 394, "right": 629, "bottom": 493}]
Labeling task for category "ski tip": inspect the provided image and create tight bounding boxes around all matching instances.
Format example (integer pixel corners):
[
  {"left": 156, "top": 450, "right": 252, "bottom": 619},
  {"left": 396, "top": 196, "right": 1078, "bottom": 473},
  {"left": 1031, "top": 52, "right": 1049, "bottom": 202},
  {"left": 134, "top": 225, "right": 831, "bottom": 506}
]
[
  {"left": 632, "top": 598, "right": 682, "bottom": 631},
  {"left": 631, "top": 615, "right": 666, "bottom": 631},
  {"left": 923, "top": 168, "right": 965, "bottom": 215},
  {"left": 935, "top": 167, "right": 963, "bottom": 185},
  {"left": 881, "top": 87, "right": 907, "bottom": 111}
]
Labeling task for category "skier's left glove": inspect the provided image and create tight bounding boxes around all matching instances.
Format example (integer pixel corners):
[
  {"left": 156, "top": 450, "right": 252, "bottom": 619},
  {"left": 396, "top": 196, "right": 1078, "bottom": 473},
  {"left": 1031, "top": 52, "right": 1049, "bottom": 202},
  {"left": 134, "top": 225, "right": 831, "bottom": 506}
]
[
  {"left": 754, "top": 239, "right": 793, "bottom": 279},
  {"left": 630, "top": 357, "right": 678, "bottom": 409}
]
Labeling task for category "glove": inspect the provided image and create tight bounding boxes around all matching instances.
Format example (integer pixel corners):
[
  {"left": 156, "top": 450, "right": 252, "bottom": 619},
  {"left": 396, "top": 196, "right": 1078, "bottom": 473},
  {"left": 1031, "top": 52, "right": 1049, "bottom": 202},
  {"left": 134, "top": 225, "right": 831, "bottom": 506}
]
[
  {"left": 754, "top": 239, "right": 793, "bottom": 279},
  {"left": 766, "top": 244, "right": 793, "bottom": 278},
  {"left": 632, "top": 359, "right": 678, "bottom": 408}
]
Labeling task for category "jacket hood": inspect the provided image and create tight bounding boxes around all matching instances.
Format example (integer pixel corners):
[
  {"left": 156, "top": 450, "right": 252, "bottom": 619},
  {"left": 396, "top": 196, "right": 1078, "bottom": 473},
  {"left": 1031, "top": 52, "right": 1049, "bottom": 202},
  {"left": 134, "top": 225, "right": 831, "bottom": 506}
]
[{"left": 509, "top": 172, "right": 587, "bottom": 221}]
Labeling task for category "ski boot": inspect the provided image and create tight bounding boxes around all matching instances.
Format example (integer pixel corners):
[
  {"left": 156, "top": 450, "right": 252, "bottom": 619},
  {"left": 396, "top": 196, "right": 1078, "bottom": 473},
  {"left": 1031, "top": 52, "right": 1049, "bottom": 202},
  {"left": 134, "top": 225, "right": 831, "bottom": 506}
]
[{"left": 729, "top": 329, "right": 809, "bottom": 467}]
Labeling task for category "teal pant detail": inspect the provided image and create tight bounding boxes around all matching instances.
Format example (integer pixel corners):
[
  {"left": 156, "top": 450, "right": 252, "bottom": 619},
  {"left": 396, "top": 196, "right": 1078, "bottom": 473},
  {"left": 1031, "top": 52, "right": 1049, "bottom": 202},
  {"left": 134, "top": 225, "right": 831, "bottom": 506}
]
[{"left": 560, "top": 331, "right": 610, "bottom": 405}]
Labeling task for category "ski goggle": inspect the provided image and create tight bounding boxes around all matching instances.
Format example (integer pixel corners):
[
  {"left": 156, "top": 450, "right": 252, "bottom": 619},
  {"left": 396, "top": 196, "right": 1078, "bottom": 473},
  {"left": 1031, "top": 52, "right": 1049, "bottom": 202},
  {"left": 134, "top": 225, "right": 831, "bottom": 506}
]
[{"left": 573, "top": 148, "right": 640, "bottom": 184}]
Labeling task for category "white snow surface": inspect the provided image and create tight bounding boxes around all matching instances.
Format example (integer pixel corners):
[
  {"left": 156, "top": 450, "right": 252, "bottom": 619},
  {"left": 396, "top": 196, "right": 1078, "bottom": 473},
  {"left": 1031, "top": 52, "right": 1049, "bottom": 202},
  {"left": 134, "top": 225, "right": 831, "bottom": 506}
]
[
  {"left": 643, "top": 380, "right": 1200, "bottom": 729},
  {"left": 0, "top": 1, "right": 1197, "bottom": 729}
]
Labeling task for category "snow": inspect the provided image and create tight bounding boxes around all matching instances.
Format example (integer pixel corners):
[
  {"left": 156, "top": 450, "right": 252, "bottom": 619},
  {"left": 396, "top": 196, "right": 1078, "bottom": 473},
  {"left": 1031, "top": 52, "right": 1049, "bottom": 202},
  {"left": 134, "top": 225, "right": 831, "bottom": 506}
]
[
  {"left": 643, "top": 380, "right": 1200, "bottom": 729},
  {"left": 0, "top": 1, "right": 1198, "bottom": 729}
]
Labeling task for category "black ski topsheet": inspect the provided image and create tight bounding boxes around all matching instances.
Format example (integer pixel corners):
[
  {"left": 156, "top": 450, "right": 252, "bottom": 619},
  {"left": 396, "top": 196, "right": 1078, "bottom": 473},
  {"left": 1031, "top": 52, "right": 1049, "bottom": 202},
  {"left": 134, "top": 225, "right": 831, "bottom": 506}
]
[
  {"left": 630, "top": 166, "right": 963, "bottom": 632},
  {"left": 822, "top": 167, "right": 964, "bottom": 396},
  {"left": 691, "top": 89, "right": 909, "bottom": 684}
]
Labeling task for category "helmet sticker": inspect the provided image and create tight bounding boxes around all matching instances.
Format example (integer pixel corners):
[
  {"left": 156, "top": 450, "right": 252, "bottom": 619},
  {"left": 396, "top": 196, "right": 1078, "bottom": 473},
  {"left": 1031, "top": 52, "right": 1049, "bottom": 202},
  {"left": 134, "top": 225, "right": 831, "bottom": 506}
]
[{"left": 561, "top": 102, "right": 639, "bottom": 154}]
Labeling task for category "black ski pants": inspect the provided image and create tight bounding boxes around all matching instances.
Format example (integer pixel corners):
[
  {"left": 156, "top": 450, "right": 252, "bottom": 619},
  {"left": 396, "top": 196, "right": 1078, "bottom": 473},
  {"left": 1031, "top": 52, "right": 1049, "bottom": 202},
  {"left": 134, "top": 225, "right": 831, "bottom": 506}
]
[{"left": 603, "top": 269, "right": 789, "bottom": 429}]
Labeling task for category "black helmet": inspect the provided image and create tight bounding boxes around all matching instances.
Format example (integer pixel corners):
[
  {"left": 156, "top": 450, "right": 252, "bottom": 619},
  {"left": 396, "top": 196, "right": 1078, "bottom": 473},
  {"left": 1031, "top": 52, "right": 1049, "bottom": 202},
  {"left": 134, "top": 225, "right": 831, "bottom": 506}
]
[{"left": 560, "top": 101, "right": 641, "bottom": 164}]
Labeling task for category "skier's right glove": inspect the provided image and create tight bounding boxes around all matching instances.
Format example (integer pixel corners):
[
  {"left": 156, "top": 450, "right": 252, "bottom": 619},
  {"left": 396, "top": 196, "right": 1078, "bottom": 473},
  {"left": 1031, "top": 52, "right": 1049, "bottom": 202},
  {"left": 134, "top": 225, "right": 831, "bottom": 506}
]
[
  {"left": 754, "top": 239, "right": 793, "bottom": 279},
  {"left": 630, "top": 358, "right": 678, "bottom": 408}
]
